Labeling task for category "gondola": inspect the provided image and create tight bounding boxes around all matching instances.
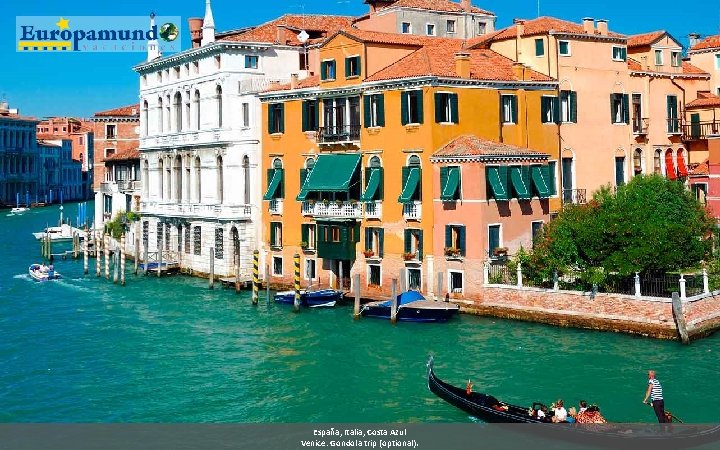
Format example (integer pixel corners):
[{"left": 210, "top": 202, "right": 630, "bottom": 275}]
[{"left": 426, "top": 356, "right": 720, "bottom": 447}]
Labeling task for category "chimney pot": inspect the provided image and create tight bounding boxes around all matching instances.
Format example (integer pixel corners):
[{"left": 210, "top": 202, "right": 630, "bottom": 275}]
[
  {"left": 596, "top": 19, "right": 608, "bottom": 36},
  {"left": 454, "top": 52, "right": 471, "bottom": 78},
  {"left": 290, "top": 73, "right": 299, "bottom": 89},
  {"left": 513, "top": 19, "right": 525, "bottom": 37},
  {"left": 188, "top": 18, "right": 204, "bottom": 49},
  {"left": 582, "top": 17, "right": 594, "bottom": 34},
  {"left": 689, "top": 33, "right": 701, "bottom": 48},
  {"left": 277, "top": 27, "right": 288, "bottom": 45},
  {"left": 461, "top": 0, "right": 471, "bottom": 12},
  {"left": 512, "top": 62, "right": 526, "bottom": 81}
]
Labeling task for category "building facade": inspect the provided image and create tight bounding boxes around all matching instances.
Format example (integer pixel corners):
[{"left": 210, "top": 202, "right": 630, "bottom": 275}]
[
  {"left": 95, "top": 148, "right": 141, "bottom": 227},
  {"left": 36, "top": 117, "right": 94, "bottom": 199},
  {"left": 88, "top": 105, "right": 139, "bottom": 193},
  {"left": 36, "top": 137, "right": 83, "bottom": 203},
  {"left": 0, "top": 104, "right": 39, "bottom": 207}
]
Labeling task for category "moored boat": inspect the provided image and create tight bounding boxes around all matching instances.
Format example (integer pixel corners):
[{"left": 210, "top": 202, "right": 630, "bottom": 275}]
[
  {"left": 32, "top": 224, "right": 84, "bottom": 242},
  {"left": 273, "top": 289, "right": 342, "bottom": 307},
  {"left": 29, "top": 263, "right": 61, "bottom": 282},
  {"left": 360, "top": 291, "right": 459, "bottom": 322},
  {"left": 10, "top": 207, "right": 28, "bottom": 214}
]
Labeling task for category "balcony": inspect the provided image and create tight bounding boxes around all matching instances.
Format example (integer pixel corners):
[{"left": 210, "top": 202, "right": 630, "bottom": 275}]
[
  {"left": 117, "top": 180, "right": 141, "bottom": 192},
  {"left": 269, "top": 198, "right": 283, "bottom": 215},
  {"left": 667, "top": 118, "right": 681, "bottom": 135},
  {"left": 364, "top": 201, "right": 382, "bottom": 219},
  {"left": 632, "top": 117, "right": 649, "bottom": 135},
  {"left": 140, "top": 201, "right": 252, "bottom": 221},
  {"left": 562, "top": 189, "right": 587, "bottom": 205},
  {"left": 318, "top": 125, "right": 361, "bottom": 144},
  {"left": 301, "top": 200, "right": 362, "bottom": 218},
  {"left": 682, "top": 120, "right": 720, "bottom": 141},
  {"left": 403, "top": 202, "right": 422, "bottom": 220}
]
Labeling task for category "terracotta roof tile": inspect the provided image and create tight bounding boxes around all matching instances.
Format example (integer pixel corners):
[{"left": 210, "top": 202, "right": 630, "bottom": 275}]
[
  {"left": 432, "top": 134, "right": 548, "bottom": 157},
  {"left": 626, "top": 31, "right": 666, "bottom": 48},
  {"left": 691, "top": 35, "right": 720, "bottom": 51},
  {"left": 682, "top": 61, "right": 707, "bottom": 75},
  {"left": 0, "top": 113, "right": 39, "bottom": 122},
  {"left": 381, "top": 0, "right": 494, "bottom": 15},
  {"left": 365, "top": 45, "right": 552, "bottom": 82},
  {"left": 36, "top": 134, "right": 66, "bottom": 140},
  {"left": 687, "top": 92, "right": 720, "bottom": 109},
  {"left": 627, "top": 58, "right": 708, "bottom": 77},
  {"left": 103, "top": 147, "right": 140, "bottom": 162},
  {"left": 220, "top": 14, "right": 354, "bottom": 46},
  {"left": 489, "top": 16, "right": 624, "bottom": 42},
  {"left": 689, "top": 160, "right": 709, "bottom": 176},
  {"left": 264, "top": 75, "right": 320, "bottom": 92},
  {"left": 340, "top": 28, "right": 458, "bottom": 47},
  {"left": 627, "top": 57, "right": 642, "bottom": 71},
  {"left": 94, "top": 104, "right": 140, "bottom": 117}
]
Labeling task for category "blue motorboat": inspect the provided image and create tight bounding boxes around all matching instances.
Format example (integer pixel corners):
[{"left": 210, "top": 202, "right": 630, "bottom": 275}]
[
  {"left": 360, "top": 291, "right": 459, "bottom": 322},
  {"left": 274, "top": 289, "right": 342, "bottom": 307}
]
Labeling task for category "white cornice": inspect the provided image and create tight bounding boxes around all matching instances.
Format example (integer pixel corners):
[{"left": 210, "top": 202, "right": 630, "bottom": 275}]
[{"left": 134, "top": 41, "right": 272, "bottom": 73}]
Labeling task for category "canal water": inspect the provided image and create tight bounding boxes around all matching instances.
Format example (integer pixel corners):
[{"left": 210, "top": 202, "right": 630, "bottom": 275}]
[{"left": 0, "top": 203, "right": 718, "bottom": 423}]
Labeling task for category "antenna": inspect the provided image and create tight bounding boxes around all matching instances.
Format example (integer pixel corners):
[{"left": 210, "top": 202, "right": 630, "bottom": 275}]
[{"left": 537, "top": 0, "right": 540, "bottom": 18}]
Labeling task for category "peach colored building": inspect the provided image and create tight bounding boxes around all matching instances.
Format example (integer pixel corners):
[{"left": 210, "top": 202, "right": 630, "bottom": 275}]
[
  {"left": 88, "top": 105, "right": 139, "bottom": 192},
  {"left": 36, "top": 117, "right": 94, "bottom": 199},
  {"left": 689, "top": 34, "right": 720, "bottom": 96}
]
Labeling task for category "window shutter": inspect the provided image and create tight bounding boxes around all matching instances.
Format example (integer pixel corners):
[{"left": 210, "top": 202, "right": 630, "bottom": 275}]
[
  {"left": 365, "top": 227, "right": 371, "bottom": 251},
  {"left": 541, "top": 97, "right": 549, "bottom": 123},
  {"left": 404, "top": 229, "right": 411, "bottom": 254},
  {"left": 320, "top": 61, "right": 327, "bottom": 81},
  {"left": 279, "top": 103, "right": 285, "bottom": 133},
  {"left": 270, "top": 223, "right": 276, "bottom": 245},
  {"left": 622, "top": 94, "right": 629, "bottom": 124},
  {"left": 552, "top": 96, "right": 561, "bottom": 124},
  {"left": 621, "top": 47, "right": 627, "bottom": 61},
  {"left": 434, "top": 92, "right": 444, "bottom": 123},
  {"left": 363, "top": 95, "right": 371, "bottom": 128},
  {"left": 378, "top": 167, "right": 384, "bottom": 200},
  {"left": 401, "top": 166, "right": 410, "bottom": 190},
  {"left": 378, "top": 229, "right": 384, "bottom": 258},
  {"left": 570, "top": 91, "right": 577, "bottom": 123},
  {"left": 445, "top": 225, "right": 452, "bottom": 249},
  {"left": 354, "top": 223, "right": 360, "bottom": 243},
  {"left": 498, "top": 165, "right": 509, "bottom": 197},
  {"left": 415, "top": 168, "right": 422, "bottom": 200},
  {"left": 401, "top": 92, "right": 409, "bottom": 125},
  {"left": 415, "top": 90, "right": 424, "bottom": 124},
  {"left": 610, "top": 94, "right": 615, "bottom": 123},
  {"left": 418, "top": 230, "right": 423, "bottom": 259},
  {"left": 266, "top": 168, "right": 273, "bottom": 194},
  {"left": 450, "top": 93, "right": 459, "bottom": 123},
  {"left": 268, "top": 105, "right": 274, "bottom": 134},
  {"left": 345, "top": 57, "right": 351, "bottom": 78},
  {"left": 535, "top": 38, "right": 544, "bottom": 56},
  {"left": 511, "top": 95, "right": 518, "bottom": 124},
  {"left": 301, "top": 101, "right": 309, "bottom": 132},
  {"left": 300, "top": 168, "right": 308, "bottom": 189},
  {"left": 313, "top": 100, "right": 319, "bottom": 130},
  {"left": 302, "top": 224, "right": 309, "bottom": 244},
  {"left": 440, "top": 166, "right": 449, "bottom": 196},
  {"left": 377, "top": 94, "right": 385, "bottom": 127},
  {"left": 459, "top": 226, "right": 466, "bottom": 256},
  {"left": 279, "top": 168, "right": 285, "bottom": 198}
]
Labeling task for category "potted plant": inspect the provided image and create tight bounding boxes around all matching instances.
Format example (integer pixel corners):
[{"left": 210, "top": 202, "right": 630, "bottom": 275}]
[
  {"left": 493, "top": 247, "right": 508, "bottom": 257},
  {"left": 445, "top": 247, "right": 461, "bottom": 257},
  {"left": 300, "top": 241, "right": 309, "bottom": 250},
  {"left": 363, "top": 249, "right": 374, "bottom": 258},
  {"left": 322, "top": 198, "right": 330, "bottom": 205},
  {"left": 403, "top": 252, "right": 416, "bottom": 261}
]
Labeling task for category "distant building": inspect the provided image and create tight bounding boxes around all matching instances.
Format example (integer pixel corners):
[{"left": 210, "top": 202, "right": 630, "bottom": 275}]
[
  {"left": 0, "top": 103, "right": 39, "bottom": 206},
  {"left": 87, "top": 104, "right": 140, "bottom": 193},
  {"left": 94, "top": 147, "right": 141, "bottom": 242},
  {"left": 36, "top": 135, "right": 84, "bottom": 203},
  {"left": 36, "top": 117, "right": 94, "bottom": 199}
]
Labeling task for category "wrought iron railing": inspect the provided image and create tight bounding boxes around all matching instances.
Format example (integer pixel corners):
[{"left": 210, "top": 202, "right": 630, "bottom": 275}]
[
  {"left": 632, "top": 117, "right": 649, "bottom": 134},
  {"left": 682, "top": 120, "right": 720, "bottom": 141},
  {"left": 562, "top": 189, "right": 587, "bottom": 205},
  {"left": 318, "top": 125, "right": 361, "bottom": 143},
  {"left": 667, "top": 118, "right": 681, "bottom": 134}
]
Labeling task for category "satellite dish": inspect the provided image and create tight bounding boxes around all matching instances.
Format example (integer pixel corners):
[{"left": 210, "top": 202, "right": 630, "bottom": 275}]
[{"left": 298, "top": 30, "right": 309, "bottom": 43}]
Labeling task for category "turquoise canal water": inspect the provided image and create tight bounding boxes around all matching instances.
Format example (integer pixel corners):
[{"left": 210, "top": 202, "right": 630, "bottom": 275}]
[{"left": 0, "top": 203, "right": 718, "bottom": 423}]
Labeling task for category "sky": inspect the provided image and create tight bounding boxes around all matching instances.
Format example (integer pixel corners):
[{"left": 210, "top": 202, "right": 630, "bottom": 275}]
[{"left": 1, "top": 0, "right": 719, "bottom": 119}]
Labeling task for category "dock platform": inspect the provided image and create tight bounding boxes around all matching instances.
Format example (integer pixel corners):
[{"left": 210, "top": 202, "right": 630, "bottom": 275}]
[{"left": 219, "top": 276, "right": 253, "bottom": 288}]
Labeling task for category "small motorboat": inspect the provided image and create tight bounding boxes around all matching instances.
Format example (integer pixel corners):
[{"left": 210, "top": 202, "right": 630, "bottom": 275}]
[
  {"left": 29, "top": 263, "right": 61, "bottom": 282},
  {"left": 10, "top": 207, "right": 28, "bottom": 214},
  {"left": 360, "top": 291, "right": 459, "bottom": 322},
  {"left": 274, "top": 289, "right": 342, "bottom": 307},
  {"left": 32, "top": 224, "right": 84, "bottom": 242}
]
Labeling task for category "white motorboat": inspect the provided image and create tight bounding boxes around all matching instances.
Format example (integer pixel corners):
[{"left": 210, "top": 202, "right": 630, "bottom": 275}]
[
  {"left": 10, "top": 207, "right": 28, "bottom": 214},
  {"left": 29, "top": 263, "right": 61, "bottom": 282},
  {"left": 32, "top": 224, "right": 84, "bottom": 242}
]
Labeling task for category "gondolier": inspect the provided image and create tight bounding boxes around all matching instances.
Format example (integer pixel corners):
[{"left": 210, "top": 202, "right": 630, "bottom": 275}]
[{"left": 643, "top": 370, "right": 667, "bottom": 423}]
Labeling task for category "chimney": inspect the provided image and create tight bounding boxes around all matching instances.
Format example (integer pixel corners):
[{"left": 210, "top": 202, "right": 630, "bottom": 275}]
[
  {"left": 512, "top": 62, "right": 526, "bottom": 81},
  {"left": 596, "top": 19, "right": 608, "bottom": 36},
  {"left": 513, "top": 18, "right": 525, "bottom": 37},
  {"left": 461, "top": 0, "right": 471, "bottom": 12},
  {"left": 582, "top": 17, "right": 594, "bottom": 34},
  {"left": 455, "top": 52, "right": 471, "bottom": 78},
  {"left": 640, "top": 55, "right": 649, "bottom": 71},
  {"left": 290, "top": 73, "right": 299, "bottom": 89},
  {"left": 277, "top": 27, "right": 288, "bottom": 45},
  {"left": 188, "top": 17, "right": 204, "bottom": 48},
  {"left": 689, "top": 33, "right": 701, "bottom": 49}
]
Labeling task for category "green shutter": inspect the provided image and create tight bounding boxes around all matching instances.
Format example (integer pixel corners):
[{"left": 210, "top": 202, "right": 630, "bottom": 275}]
[
  {"left": 440, "top": 166, "right": 449, "bottom": 197},
  {"left": 279, "top": 168, "right": 285, "bottom": 198},
  {"left": 547, "top": 162, "right": 556, "bottom": 195},
  {"left": 301, "top": 101, "right": 309, "bottom": 132},
  {"left": 278, "top": 103, "right": 285, "bottom": 133},
  {"left": 363, "top": 95, "right": 371, "bottom": 128},
  {"left": 415, "top": 90, "right": 424, "bottom": 124},
  {"left": 511, "top": 95, "right": 518, "bottom": 124},
  {"left": 320, "top": 61, "right": 327, "bottom": 81},
  {"left": 417, "top": 230, "right": 423, "bottom": 259},
  {"left": 458, "top": 226, "right": 466, "bottom": 256},
  {"left": 401, "top": 166, "right": 410, "bottom": 190},
  {"left": 622, "top": 94, "right": 629, "bottom": 124},
  {"left": 535, "top": 38, "right": 544, "bottom": 56},
  {"left": 401, "top": 92, "right": 409, "bottom": 125},
  {"left": 434, "top": 93, "right": 444, "bottom": 123},
  {"left": 445, "top": 225, "right": 452, "bottom": 248},
  {"left": 621, "top": 47, "right": 627, "bottom": 61},
  {"left": 450, "top": 93, "right": 459, "bottom": 124},
  {"left": 610, "top": 94, "right": 615, "bottom": 123},
  {"left": 301, "top": 224, "right": 309, "bottom": 244},
  {"left": 541, "top": 97, "right": 549, "bottom": 123},
  {"left": 313, "top": 101, "right": 319, "bottom": 131},
  {"left": 378, "top": 167, "right": 384, "bottom": 200},
  {"left": 300, "top": 168, "right": 308, "bottom": 190},
  {"left": 521, "top": 165, "right": 531, "bottom": 190},
  {"left": 570, "top": 91, "right": 577, "bottom": 123},
  {"left": 345, "top": 57, "right": 351, "bottom": 77},
  {"left": 498, "top": 166, "right": 509, "bottom": 197},
  {"left": 552, "top": 97, "right": 560, "bottom": 124},
  {"left": 365, "top": 227, "right": 371, "bottom": 251},
  {"left": 268, "top": 105, "right": 275, "bottom": 134},
  {"left": 378, "top": 229, "right": 384, "bottom": 258},
  {"left": 377, "top": 94, "right": 385, "bottom": 127},
  {"left": 404, "top": 229, "right": 411, "bottom": 254},
  {"left": 270, "top": 223, "right": 276, "bottom": 246}
]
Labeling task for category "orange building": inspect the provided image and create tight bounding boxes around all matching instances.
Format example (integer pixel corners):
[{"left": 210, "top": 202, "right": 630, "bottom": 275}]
[
  {"left": 258, "top": 29, "right": 558, "bottom": 299},
  {"left": 88, "top": 105, "right": 139, "bottom": 192}
]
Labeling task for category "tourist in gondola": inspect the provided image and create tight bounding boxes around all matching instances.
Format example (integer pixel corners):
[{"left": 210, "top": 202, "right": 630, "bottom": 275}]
[
  {"left": 578, "top": 400, "right": 588, "bottom": 413},
  {"left": 575, "top": 405, "right": 607, "bottom": 424},
  {"left": 643, "top": 370, "right": 668, "bottom": 423},
  {"left": 552, "top": 399, "right": 568, "bottom": 422},
  {"left": 566, "top": 407, "right": 577, "bottom": 423}
]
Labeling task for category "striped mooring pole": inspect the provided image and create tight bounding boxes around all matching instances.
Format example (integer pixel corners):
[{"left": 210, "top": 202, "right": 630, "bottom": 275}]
[
  {"left": 120, "top": 233, "right": 126, "bottom": 286},
  {"left": 95, "top": 231, "right": 101, "bottom": 277},
  {"left": 104, "top": 233, "right": 110, "bottom": 280},
  {"left": 252, "top": 250, "right": 259, "bottom": 305},
  {"left": 293, "top": 253, "right": 301, "bottom": 312},
  {"left": 83, "top": 228, "right": 89, "bottom": 275}
]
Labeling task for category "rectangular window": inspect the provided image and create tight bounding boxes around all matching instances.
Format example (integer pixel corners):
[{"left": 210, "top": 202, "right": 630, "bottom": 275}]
[
  {"left": 615, "top": 156, "right": 625, "bottom": 186},
  {"left": 242, "top": 103, "right": 250, "bottom": 127},
  {"left": 345, "top": 56, "right": 361, "bottom": 78},
  {"left": 426, "top": 23, "right": 435, "bottom": 36},
  {"left": 612, "top": 46, "right": 627, "bottom": 61},
  {"left": 446, "top": 20, "right": 456, "bottom": 33},
  {"left": 402, "top": 90, "right": 424, "bottom": 125},
  {"left": 320, "top": 60, "right": 336, "bottom": 80},
  {"left": 365, "top": 227, "right": 384, "bottom": 258},
  {"left": 364, "top": 93, "right": 385, "bottom": 128},
  {"left": 368, "top": 265, "right": 381, "bottom": 287},
  {"left": 245, "top": 55, "right": 258, "bottom": 69},
  {"left": 408, "top": 268, "right": 422, "bottom": 290},
  {"left": 655, "top": 49, "right": 663, "bottom": 66},
  {"left": 193, "top": 226, "right": 202, "bottom": 255},
  {"left": 535, "top": 38, "right": 545, "bottom": 57},
  {"left": 401, "top": 22, "right": 411, "bottom": 34},
  {"left": 156, "top": 223, "right": 164, "bottom": 250},
  {"left": 304, "top": 258, "right": 316, "bottom": 280},
  {"left": 184, "top": 226, "right": 190, "bottom": 254},
  {"left": 531, "top": 221, "right": 543, "bottom": 246},
  {"left": 477, "top": 22, "right": 486, "bottom": 35},
  {"left": 692, "top": 183, "right": 708, "bottom": 205},
  {"left": 270, "top": 222, "right": 282, "bottom": 248},
  {"left": 106, "top": 124, "right": 116, "bottom": 139},
  {"left": 272, "top": 256, "right": 283, "bottom": 277},
  {"left": 449, "top": 270, "right": 464, "bottom": 294},
  {"left": 667, "top": 95, "right": 679, "bottom": 133},
  {"left": 301, "top": 223, "right": 316, "bottom": 250},
  {"left": 434, "top": 92, "right": 458, "bottom": 124},
  {"left": 215, "top": 228, "right": 224, "bottom": 259},
  {"left": 716, "top": 54, "right": 720, "bottom": 70},
  {"left": 268, "top": 103, "right": 284, "bottom": 134},
  {"left": 671, "top": 51, "right": 681, "bottom": 67},
  {"left": 558, "top": 40, "right": 571, "bottom": 56},
  {"left": 302, "top": 100, "right": 319, "bottom": 132},
  {"left": 632, "top": 93, "right": 643, "bottom": 133},
  {"left": 559, "top": 90, "right": 577, "bottom": 123},
  {"left": 331, "top": 226, "right": 341, "bottom": 242},
  {"left": 143, "top": 221, "right": 149, "bottom": 247},
  {"left": 105, "top": 148, "right": 116, "bottom": 158},
  {"left": 610, "top": 93, "right": 629, "bottom": 124},
  {"left": 488, "top": 224, "right": 501, "bottom": 257},
  {"left": 541, "top": 96, "right": 560, "bottom": 124},
  {"left": 444, "top": 224, "right": 466, "bottom": 256},
  {"left": 501, "top": 94, "right": 517, "bottom": 124},
  {"left": 403, "top": 228, "right": 423, "bottom": 260}
]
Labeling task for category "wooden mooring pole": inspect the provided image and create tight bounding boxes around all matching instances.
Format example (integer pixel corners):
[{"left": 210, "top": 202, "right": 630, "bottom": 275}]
[
  {"left": 158, "top": 248, "right": 163, "bottom": 278},
  {"left": 120, "top": 234, "right": 126, "bottom": 286},
  {"left": 265, "top": 264, "right": 270, "bottom": 304},
  {"left": 671, "top": 292, "right": 689, "bottom": 344},
  {"left": 134, "top": 237, "right": 140, "bottom": 275},
  {"left": 353, "top": 273, "right": 361, "bottom": 319},
  {"left": 83, "top": 228, "right": 89, "bottom": 275},
  {"left": 95, "top": 231, "right": 101, "bottom": 277},
  {"left": 252, "top": 250, "right": 259, "bottom": 305},
  {"left": 391, "top": 278, "right": 398, "bottom": 324},
  {"left": 143, "top": 243, "right": 148, "bottom": 276},
  {"left": 104, "top": 233, "right": 110, "bottom": 280},
  {"left": 208, "top": 247, "right": 215, "bottom": 289},
  {"left": 293, "top": 253, "right": 301, "bottom": 312}
]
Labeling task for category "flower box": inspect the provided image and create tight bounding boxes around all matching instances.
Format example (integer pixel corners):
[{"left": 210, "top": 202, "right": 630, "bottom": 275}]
[
  {"left": 445, "top": 247, "right": 461, "bottom": 257},
  {"left": 403, "top": 252, "right": 416, "bottom": 261},
  {"left": 493, "top": 247, "right": 508, "bottom": 257},
  {"left": 363, "top": 250, "right": 375, "bottom": 258}
]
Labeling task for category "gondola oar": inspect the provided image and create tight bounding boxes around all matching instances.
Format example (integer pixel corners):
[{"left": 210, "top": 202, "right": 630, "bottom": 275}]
[{"left": 645, "top": 402, "right": 684, "bottom": 423}]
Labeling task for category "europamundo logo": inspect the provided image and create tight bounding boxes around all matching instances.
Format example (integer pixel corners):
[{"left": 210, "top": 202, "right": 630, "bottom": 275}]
[{"left": 16, "top": 16, "right": 181, "bottom": 52}]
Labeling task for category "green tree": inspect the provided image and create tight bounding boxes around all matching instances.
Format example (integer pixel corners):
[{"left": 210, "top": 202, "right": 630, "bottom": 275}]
[{"left": 531, "top": 175, "right": 713, "bottom": 275}]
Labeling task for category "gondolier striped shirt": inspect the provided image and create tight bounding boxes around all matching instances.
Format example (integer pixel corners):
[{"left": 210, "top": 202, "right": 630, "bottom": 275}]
[{"left": 649, "top": 378, "right": 663, "bottom": 401}]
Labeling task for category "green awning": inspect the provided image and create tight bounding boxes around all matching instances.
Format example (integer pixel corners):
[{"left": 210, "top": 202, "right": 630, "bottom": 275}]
[
  {"left": 360, "top": 167, "right": 381, "bottom": 202},
  {"left": 531, "top": 165, "right": 550, "bottom": 198},
  {"left": 398, "top": 167, "right": 421, "bottom": 203},
  {"left": 440, "top": 167, "right": 460, "bottom": 201},
  {"left": 295, "top": 153, "right": 361, "bottom": 201},
  {"left": 510, "top": 166, "right": 531, "bottom": 200},
  {"left": 263, "top": 169, "right": 283, "bottom": 200},
  {"left": 487, "top": 167, "right": 509, "bottom": 201}
]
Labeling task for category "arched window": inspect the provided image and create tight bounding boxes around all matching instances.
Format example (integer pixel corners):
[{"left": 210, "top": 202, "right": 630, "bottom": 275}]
[
  {"left": 654, "top": 149, "right": 662, "bottom": 175},
  {"left": 243, "top": 155, "right": 250, "bottom": 204},
  {"left": 369, "top": 156, "right": 382, "bottom": 168},
  {"left": 184, "top": 92, "right": 191, "bottom": 130},
  {"left": 633, "top": 148, "right": 642, "bottom": 175},
  {"left": 174, "top": 92, "right": 183, "bottom": 131},
  {"left": 157, "top": 97, "right": 164, "bottom": 133},
  {"left": 158, "top": 158, "right": 164, "bottom": 200},
  {"left": 273, "top": 158, "right": 283, "bottom": 169},
  {"left": 195, "top": 156, "right": 202, "bottom": 203},
  {"left": 193, "top": 90, "right": 200, "bottom": 130},
  {"left": 408, "top": 155, "right": 421, "bottom": 167},
  {"left": 174, "top": 154, "right": 182, "bottom": 201},
  {"left": 165, "top": 94, "right": 171, "bottom": 132},
  {"left": 665, "top": 148, "right": 675, "bottom": 178},
  {"left": 142, "top": 100, "right": 148, "bottom": 136},
  {"left": 305, "top": 157, "right": 315, "bottom": 171},
  {"left": 216, "top": 85, "right": 223, "bottom": 128},
  {"left": 216, "top": 155, "right": 224, "bottom": 204}
]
